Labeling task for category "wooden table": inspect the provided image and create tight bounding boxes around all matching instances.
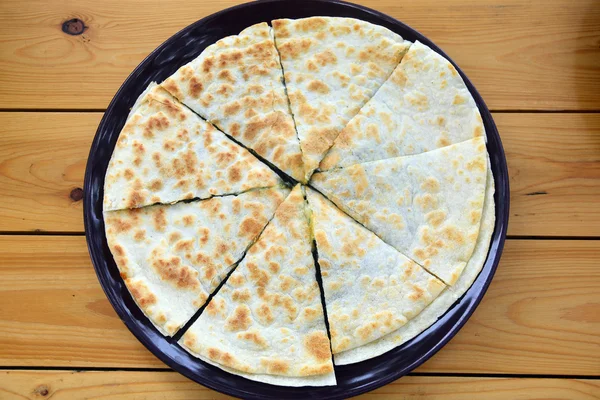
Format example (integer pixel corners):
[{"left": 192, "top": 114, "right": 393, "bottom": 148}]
[{"left": 1, "top": 0, "right": 599, "bottom": 398}]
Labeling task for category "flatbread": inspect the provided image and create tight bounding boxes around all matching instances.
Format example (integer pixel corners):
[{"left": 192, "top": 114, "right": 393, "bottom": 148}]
[
  {"left": 335, "top": 164, "right": 495, "bottom": 364},
  {"left": 272, "top": 17, "right": 410, "bottom": 180},
  {"left": 311, "top": 137, "right": 488, "bottom": 285},
  {"left": 306, "top": 188, "right": 445, "bottom": 354},
  {"left": 104, "top": 186, "right": 289, "bottom": 336},
  {"left": 180, "top": 185, "right": 335, "bottom": 385},
  {"left": 104, "top": 83, "right": 281, "bottom": 211},
  {"left": 162, "top": 23, "right": 304, "bottom": 182},
  {"left": 320, "top": 41, "right": 484, "bottom": 170}
]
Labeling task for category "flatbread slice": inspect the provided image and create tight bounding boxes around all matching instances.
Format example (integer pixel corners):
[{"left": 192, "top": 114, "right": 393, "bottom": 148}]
[
  {"left": 335, "top": 163, "right": 495, "bottom": 364},
  {"left": 180, "top": 185, "right": 335, "bottom": 386},
  {"left": 311, "top": 137, "right": 488, "bottom": 285},
  {"left": 104, "top": 83, "right": 281, "bottom": 211},
  {"left": 320, "top": 41, "right": 484, "bottom": 170},
  {"left": 104, "top": 186, "right": 289, "bottom": 336},
  {"left": 306, "top": 188, "right": 445, "bottom": 354},
  {"left": 162, "top": 23, "right": 304, "bottom": 182},
  {"left": 272, "top": 17, "right": 410, "bottom": 180}
]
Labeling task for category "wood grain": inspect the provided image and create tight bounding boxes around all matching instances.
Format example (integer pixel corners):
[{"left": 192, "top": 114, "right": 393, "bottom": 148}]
[
  {"left": 0, "top": 113, "right": 98, "bottom": 233},
  {"left": 2, "top": 112, "right": 599, "bottom": 236},
  {"left": 1, "top": 236, "right": 598, "bottom": 375},
  {"left": 0, "top": 0, "right": 598, "bottom": 110},
  {"left": 0, "top": 371, "right": 598, "bottom": 400}
]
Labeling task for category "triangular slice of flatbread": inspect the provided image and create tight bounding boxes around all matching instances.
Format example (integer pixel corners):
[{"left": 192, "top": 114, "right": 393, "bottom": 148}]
[
  {"left": 306, "top": 188, "right": 445, "bottom": 354},
  {"left": 162, "top": 23, "right": 304, "bottom": 182},
  {"left": 311, "top": 137, "right": 488, "bottom": 285},
  {"left": 104, "top": 83, "right": 281, "bottom": 211},
  {"left": 180, "top": 185, "right": 335, "bottom": 386},
  {"left": 272, "top": 17, "right": 410, "bottom": 180},
  {"left": 320, "top": 41, "right": 484, "bottom": 170},
  {"left": 104, "top": 186, "right": 289, "bottom": 336},
  {"left": 335, "top": 164, "right": 495, "bottom": 364}
]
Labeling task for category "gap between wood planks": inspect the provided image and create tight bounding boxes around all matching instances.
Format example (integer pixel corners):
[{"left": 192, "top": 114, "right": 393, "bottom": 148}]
[{"left": 0, "top": 366, "right": 598, "bottom": 380}]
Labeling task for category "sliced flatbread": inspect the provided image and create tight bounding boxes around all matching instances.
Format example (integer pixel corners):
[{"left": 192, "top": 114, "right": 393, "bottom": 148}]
[
  {"left": 311, "top": 137, "right": 488, "bottom": 285},
  {"left": 272, "top": 17, "right": 410, "bottom": 180},
  {"left": 180, "top": 185, "right": 335, "bottom": 386},
  {"left": 104, "top": 83, "right": 281, "bottom": 211},
  {"left": 104, "top": 186, "right": 289, "bottom": 336},
  {"left": 162, "top": 23, "right": 304, "bottom": 182},
  {"left": 335, "top": 164, "right": 495, "bottom": 364},
  {"left": 320, "top": 41, "right": 484, "bottom": 170},
  {"left": 306, "top": 188, "right": 445, "bottom": 354}
]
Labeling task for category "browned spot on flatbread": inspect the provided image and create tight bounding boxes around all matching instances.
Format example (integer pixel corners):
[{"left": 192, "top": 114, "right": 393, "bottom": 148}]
[
  {"left": 223, "top": 101, "right": 241, "bottom": 117},
  {"left": 247, "top": 261, "right": 270, "bottom": 287},
  {"left": 238, "top": 330, "right": 267, "bottom": 348},
  {"left": 421, "top": 177, "right": 441, "bottom": 193},
  {"left": 426, "top": 210, "right": 447, "bottom": 227},
  {"left": 218, "top": 69, "right": 236, "bottom": 83},
  {"left": 453, "top": 94, "right": 466, "bottom": 105},
  {"left": 232, "top": 288, "right": 251, "bottom": 302},
  {"left": 182, "top": 215, "right": 194, "bottom": 227},
  {"left": 128, "top": 281, "right": 157, "bottom": 308},
  {"left": 127, "top": 190, "right": 146, "bottom": 208},
  {"left": 256, "top": 302, "right": 274, "bottom": 324},
  {"left": 240, "top": 217, "right": 263, "bottom": 239},
  {"left": 307, "top": 80, "right": 330, "bottom": 94},
  {"left": 175, "top": 239, "right": 194, "bottom": 252},
  {"left": 225, "top": 304, "right": 252, "bottom": 332},
  {"left": 149, "top": 179, "right": 162, "bottom": 191},
  {"left": 112, "top": 244, "right": 125, "bottom": 256},
  {"left": 279, "top": 38, "right": 313, "bottom": 60},
  {"left": 162, "top": 78, "right": 182, "bottom": 99},
  {"left": 297, "top": 17, "right": 327, "bottom": 32},
  {"left": 304, "top": 331, "right": 331, "bottom": 362},
  {"left": 152, "top": 208, "right": 167, "bottom": 231},
  {"left": 134, "top": 229, "right": 146, "bottom": 241},
  {"left": 228, "top": 165, "right": 242, "bottom": 182},
  {"left": 406, "top": 281, "right": 425, "bottom": 299},
  {"left": 314, "top": 50, "right": 337, "bottom": 66},
  {"left": 152, "top": 256, "right": 199, "bottom": 290},
  {"left": 466, "top": 156, "right": 486, "bottom": 172}
]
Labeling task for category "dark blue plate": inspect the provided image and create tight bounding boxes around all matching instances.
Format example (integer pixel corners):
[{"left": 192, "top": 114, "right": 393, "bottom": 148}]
[{"left": 83, "top": 0, "right": 509, "bottom": 398}]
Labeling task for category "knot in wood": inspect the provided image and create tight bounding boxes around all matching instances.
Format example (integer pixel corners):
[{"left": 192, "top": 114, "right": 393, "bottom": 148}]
[
  {"left": 62, "top": 18, "right": 86, "bottom": 35},
  {"left": 70, "top": 187, "right": 84, "bottom": 201},
  {"left": 33, "top": 384, "right": 50, "bottom": 397}
]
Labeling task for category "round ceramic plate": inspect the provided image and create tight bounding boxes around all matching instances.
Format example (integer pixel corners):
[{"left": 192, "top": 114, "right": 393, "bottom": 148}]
[{"left": 83, "top": 0, "right": 510, "bottom": 398}]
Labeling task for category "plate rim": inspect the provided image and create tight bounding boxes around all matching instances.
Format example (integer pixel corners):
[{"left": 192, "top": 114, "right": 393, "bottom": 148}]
[{"left": 83, "top": 0, "right": 510, "bottom": 398}]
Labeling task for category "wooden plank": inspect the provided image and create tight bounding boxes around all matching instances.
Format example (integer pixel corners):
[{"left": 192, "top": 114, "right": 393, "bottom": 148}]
[
  {"left": 2, "top": 112, "right": 599, "bottom": 236},
  {"left": 0, "top": 0, "right": 598, "bottom": 110},
  {"left": 0, "top": 113, "right": 98, "bottom": 233},
  {"left": 500, "top": 113, "right": 600, "bottom": 236},
  {"left": 0, "top": 371, "right": 598, "bottom": 400},
  {"left": 0, "top": 236, "right": 598, "bottom": 375}
]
